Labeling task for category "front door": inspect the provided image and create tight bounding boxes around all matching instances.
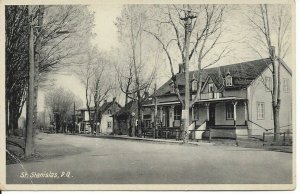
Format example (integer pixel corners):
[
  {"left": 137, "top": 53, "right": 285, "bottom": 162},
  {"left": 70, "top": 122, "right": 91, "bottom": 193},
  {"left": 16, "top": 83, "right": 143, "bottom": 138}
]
[
  {"left": 165, "top": 107, "right": 169, "bottom": 127},
  {"left": 208, "top": 104, "right": 215, "bottom": 126}
]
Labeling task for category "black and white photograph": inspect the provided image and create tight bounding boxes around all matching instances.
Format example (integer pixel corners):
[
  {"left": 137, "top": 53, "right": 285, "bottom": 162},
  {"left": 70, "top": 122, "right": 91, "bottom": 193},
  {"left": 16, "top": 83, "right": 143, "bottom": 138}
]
[{"left": 1, "top": 0, "right": 295, "bottom": 190}]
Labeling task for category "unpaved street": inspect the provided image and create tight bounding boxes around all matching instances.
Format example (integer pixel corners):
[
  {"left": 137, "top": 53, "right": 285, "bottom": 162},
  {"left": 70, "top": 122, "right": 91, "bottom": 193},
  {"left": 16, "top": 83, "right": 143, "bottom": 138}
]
[{"left": 6, "top": 133, "right": 293, "bottom": 184}]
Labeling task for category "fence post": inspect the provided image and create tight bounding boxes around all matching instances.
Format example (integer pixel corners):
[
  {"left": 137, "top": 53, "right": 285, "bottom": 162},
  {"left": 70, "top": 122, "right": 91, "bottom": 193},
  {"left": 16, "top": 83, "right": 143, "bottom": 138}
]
[
  {"left": 209, "top": 129, "right": 211, "bottom": 143},
  {"left": 263, "top": 132, "right": 265, "bottom": 146},
  {"left": 283, "top": 132, "right": 286, "bottom": 144}
]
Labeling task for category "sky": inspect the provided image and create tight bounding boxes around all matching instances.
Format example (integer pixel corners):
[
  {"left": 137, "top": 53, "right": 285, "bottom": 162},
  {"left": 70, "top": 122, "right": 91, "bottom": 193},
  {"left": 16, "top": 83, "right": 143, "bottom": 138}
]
[
  {"left": 35, "top": 4, "right": 124, "bottom": 114},
  {"left": 33, "top": 4, "right": 293, "bottom": 115}
]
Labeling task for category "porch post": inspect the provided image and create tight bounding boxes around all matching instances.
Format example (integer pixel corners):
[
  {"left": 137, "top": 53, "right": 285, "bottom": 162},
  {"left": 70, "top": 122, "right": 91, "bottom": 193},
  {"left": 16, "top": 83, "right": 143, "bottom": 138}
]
[
  {"left": 169, "top": 105, "right": 174, "bottom": 127},
  {"left": 159, "top": 106, "right": 163, "bottom": 124},
  {"left": 232, "top": 101, "right": 237, "bottom": 127},
  {"left": 243, "top": 101, "right": 248, "bottom": 125},
  {"left": 151, "top": 108, "right": 154, "bottom": 123},
  {"left": 205, "top": 103, "right": 210, "bottom": 121},
  {"left": 191, "top": 105, "right": 194, "bottom": 122}
]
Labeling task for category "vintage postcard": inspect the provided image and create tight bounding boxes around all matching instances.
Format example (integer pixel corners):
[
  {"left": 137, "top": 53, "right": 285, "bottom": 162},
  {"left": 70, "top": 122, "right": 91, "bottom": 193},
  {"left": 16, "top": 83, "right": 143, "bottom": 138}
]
[{"left": 0, "top": 0, "right": 296, "bottom": 191}]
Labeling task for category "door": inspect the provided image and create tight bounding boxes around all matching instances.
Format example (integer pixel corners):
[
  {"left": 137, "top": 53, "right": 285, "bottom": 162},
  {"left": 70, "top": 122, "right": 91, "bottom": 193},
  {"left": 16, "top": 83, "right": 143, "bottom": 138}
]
[
  {"left": 165, "top": 107, "right": 169, "bottom": 127},
  {"left": 208, "top": 104, "right": 215, "bottom": 126}
]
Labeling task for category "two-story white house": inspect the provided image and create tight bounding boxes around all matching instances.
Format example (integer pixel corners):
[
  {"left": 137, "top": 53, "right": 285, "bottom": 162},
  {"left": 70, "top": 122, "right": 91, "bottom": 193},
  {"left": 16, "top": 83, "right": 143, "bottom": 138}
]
[
  {"left": 76, "top": 99, "right": 122, "bottom": 134},
  {"left": 141, "top": 58, "right": 292, "bottom": 139}
]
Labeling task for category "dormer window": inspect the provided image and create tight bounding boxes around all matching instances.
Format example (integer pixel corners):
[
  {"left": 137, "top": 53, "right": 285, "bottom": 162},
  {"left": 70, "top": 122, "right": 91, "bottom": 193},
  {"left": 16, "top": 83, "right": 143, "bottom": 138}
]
[
  {"left": 225, "top": 75, "right": 232, "bottom": 87},
  {"left": 208, "top": 83, "right": 214, "bottom": 93},
  {"left": 191, "top": 73, "right": 198, "bottom": 92},
  {"left": 225, "top": 69, "right": 232, "bottom": 87},
  {"left": 170, "top": 82, "right": 175, "bottom": 93},
  {"left": 191, "top": 80, "right": 197, "bottom": 91}
]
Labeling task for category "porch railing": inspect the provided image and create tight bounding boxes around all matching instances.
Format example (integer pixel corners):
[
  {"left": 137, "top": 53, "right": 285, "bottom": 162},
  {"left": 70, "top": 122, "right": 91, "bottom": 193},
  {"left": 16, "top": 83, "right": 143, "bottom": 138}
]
[{"left": 200, "top": 92, "right": 221, "bottom": 100}]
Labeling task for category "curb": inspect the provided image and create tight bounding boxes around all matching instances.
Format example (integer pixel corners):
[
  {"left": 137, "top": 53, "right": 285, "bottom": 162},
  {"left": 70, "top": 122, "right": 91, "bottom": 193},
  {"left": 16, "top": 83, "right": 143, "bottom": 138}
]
[{"left": 77, "top": 134, "right": 214, "bottom": 146}]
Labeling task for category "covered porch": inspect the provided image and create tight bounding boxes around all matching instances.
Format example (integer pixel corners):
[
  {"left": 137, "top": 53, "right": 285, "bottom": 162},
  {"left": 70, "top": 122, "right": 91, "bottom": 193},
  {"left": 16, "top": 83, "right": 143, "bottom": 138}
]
[
  {"left": 192, "top": 97, "right": 249, "bottom": 139},
  {"left": 142, "top": 97, "right": 249, "bottom": 140}
]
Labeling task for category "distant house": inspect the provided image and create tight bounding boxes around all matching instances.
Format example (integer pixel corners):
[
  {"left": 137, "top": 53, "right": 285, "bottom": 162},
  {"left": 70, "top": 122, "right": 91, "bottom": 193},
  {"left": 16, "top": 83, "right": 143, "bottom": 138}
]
[
  {"left": 140, "top": 58, "right": 292, "bottom": 139},
  {"left": 75, "top": 99, "right": 122, "bottom": 134},
  {"left": 113, "top": 98, "right": 152, "bottom": 135}
]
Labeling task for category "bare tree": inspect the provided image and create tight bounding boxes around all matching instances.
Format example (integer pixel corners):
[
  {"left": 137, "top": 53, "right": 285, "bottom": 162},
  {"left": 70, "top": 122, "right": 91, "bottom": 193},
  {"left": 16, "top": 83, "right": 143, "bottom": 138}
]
[
  {"left": 246, "top": 4, "right": 291, "bottom": 141},
  {"left": 116, "top": 5, "right": 158, "bottom": 137},
  {"left": 5, "top": 5, "right": 94, "bottom": 140},
  {"left": 45, "top": 87, "right": 82, "bottom": 133},
  {"left": 144, "top": 4, "right": 227, "bottom": 141},
  {"left": 5, "top": 6, "right": 29, "bottom": 136},
  {"left": 77, "top": 47, "right": 112, "bottom": 135}
]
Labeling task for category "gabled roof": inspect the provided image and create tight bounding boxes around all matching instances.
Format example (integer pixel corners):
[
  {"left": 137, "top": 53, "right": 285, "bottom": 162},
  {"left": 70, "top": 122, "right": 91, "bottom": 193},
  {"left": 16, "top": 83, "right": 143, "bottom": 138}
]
[
  {"left": 100, "top": 100, "right": 122, "bottom": 112},
  {"left": 115, "top": 97, "right": 153, "bottom": 118},
  {"left": 206, "top": 58, "right": 272, "bottom": 90},
  {"left": 77, "top": 100, "right": 122, "bottom": 112},
  {"left": 154, "top": 58, "right": 279, "bottom": 97},
  {"left": 114, "top": 100, "right": 137, "bottom": 118},
  {"left": 154, "top": 70, "right": 209, "bottom": 97}
]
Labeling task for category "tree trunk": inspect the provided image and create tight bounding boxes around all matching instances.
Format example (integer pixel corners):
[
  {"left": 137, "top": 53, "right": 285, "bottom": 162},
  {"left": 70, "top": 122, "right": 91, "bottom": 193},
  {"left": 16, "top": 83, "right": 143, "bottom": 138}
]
[
  {"left": 182, "top": 9, "right": 192, "bottom": 143},
  {"left": 137, "top": 91, "right": 142, "bottom": 137},
  {"left": 126, "top": 118, "right": 131, "bottom": 136},
  {"left": 6, "top": 97, "right": 9, "bottom": 136},
  {"left": 25, "top": 8, "right": 35, "bottom": 156},
  {"left": 95, "top": 108, "right": 100, "bottom": 136},
  {"left": 131, "top": 116, "right": 136, "bottom": 137},
  {"left": 271, "top": 47, "right": 281, "bottom": 142},
  {"left": 154, "top": 97, "right": 157, "bottom": 139}
]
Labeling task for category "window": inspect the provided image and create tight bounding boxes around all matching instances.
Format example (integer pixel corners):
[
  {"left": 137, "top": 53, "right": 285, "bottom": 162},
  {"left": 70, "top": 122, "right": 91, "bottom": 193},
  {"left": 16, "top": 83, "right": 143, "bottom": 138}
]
[
  {"left": 265, "top": 77, "right": 272, "bottom": 91},
  {"left": 192, "top": 80, "right": 197, "bottom": 91},
  {"left": 107, "top": 109, "right": 112, "bottom": 114},
  {"left": 107, "top": 121, "right": 112, "bottom": 128},
  {"left": 226, "top": 76, "right": 232, "bottom": 86},
  {"left": 226, "top": 103, "right": 234, "bottom": 120},
  {"left": 283, "top": 78, "right": 289, "bottom": 92},
  {"left": 257, "top": 102, "right": 265, "bottom": 120},
  {"left": 170, "top": 82, "right": 175, "bottom": 93},
  {"left": 208, "top": 83, "right": 214, "bottom": 93},
  {"left": 90, "top": 112, "right": 95, "bottom": 120},
  {"left": 174, "top": 106, "right": 182, "bottom": 120},
  {"left": 144, "top": 120, "right": 151, "bottom": 128}
]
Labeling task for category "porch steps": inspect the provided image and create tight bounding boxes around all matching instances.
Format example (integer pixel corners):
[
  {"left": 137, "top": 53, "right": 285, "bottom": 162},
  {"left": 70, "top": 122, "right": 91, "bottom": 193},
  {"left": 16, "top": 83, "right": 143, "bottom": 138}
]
[{"left": 203, "top": 128, "right": 237, "bottom": 139}]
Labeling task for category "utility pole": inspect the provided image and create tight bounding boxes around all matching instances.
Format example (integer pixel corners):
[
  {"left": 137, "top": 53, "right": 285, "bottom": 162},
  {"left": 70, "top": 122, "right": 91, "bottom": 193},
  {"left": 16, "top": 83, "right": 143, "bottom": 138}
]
[
  {"left": 154, "top": 83, "right": 158, "bottom": 139},
  {"left": 25, "top": 5, "right": 35, "bottom": 156},
  {"left": 180, "top": 5, "right": 197, "bottom": 143},
  {"left": 43, "top": 106, "right": 46, "bottom": 131},
  {"left": 74, "top": 101, "right": 76, "bottom": 133}
]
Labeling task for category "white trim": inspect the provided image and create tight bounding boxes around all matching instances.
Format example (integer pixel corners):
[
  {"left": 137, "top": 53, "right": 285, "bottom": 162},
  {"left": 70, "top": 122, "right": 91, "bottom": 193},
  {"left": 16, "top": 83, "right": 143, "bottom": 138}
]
[
  {"left": 143, "top": 97, "right": 246, "bottom": 107},
  {"left": 142, "top": 101, "right": 180, "bottom": 107}
]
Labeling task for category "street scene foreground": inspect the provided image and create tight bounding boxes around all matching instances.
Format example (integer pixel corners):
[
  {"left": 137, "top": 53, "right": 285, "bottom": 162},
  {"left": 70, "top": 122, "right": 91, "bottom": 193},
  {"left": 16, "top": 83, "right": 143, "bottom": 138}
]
[{"left": 6, "top": 133, "right": 293, "bottom": 184}]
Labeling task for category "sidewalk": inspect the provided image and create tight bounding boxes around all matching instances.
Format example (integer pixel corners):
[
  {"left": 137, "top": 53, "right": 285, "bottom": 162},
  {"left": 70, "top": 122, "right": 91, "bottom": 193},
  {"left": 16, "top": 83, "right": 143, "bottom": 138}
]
[
  {"left": 77, "top": 133, "right": 214, "bottom": 146},
  {"left": 70, "top": 133, "right": 292, "bottom": 153}
]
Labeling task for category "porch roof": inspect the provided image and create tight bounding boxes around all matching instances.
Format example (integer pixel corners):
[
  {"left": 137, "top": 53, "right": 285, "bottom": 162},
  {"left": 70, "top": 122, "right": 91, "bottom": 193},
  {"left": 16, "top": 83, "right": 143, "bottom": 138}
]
[
  {"left": 196, "top": 97, "right": 247, "bottom": 103},
  {"left": 142, "top": 101, "right": 180, "bottom": 107},
  {"left": 142, "top": 97, "right": 246, "bottom": 107}
]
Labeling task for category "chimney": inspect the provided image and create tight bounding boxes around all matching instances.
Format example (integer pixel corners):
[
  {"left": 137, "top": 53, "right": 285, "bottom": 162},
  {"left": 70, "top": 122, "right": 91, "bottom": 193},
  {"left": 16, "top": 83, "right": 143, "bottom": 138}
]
[
  {"left": 144, "top": 91, "right": 149, "bottom": 98},
  {"left": 104, "top": 99, "right": 107, "bottom": 104}
]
